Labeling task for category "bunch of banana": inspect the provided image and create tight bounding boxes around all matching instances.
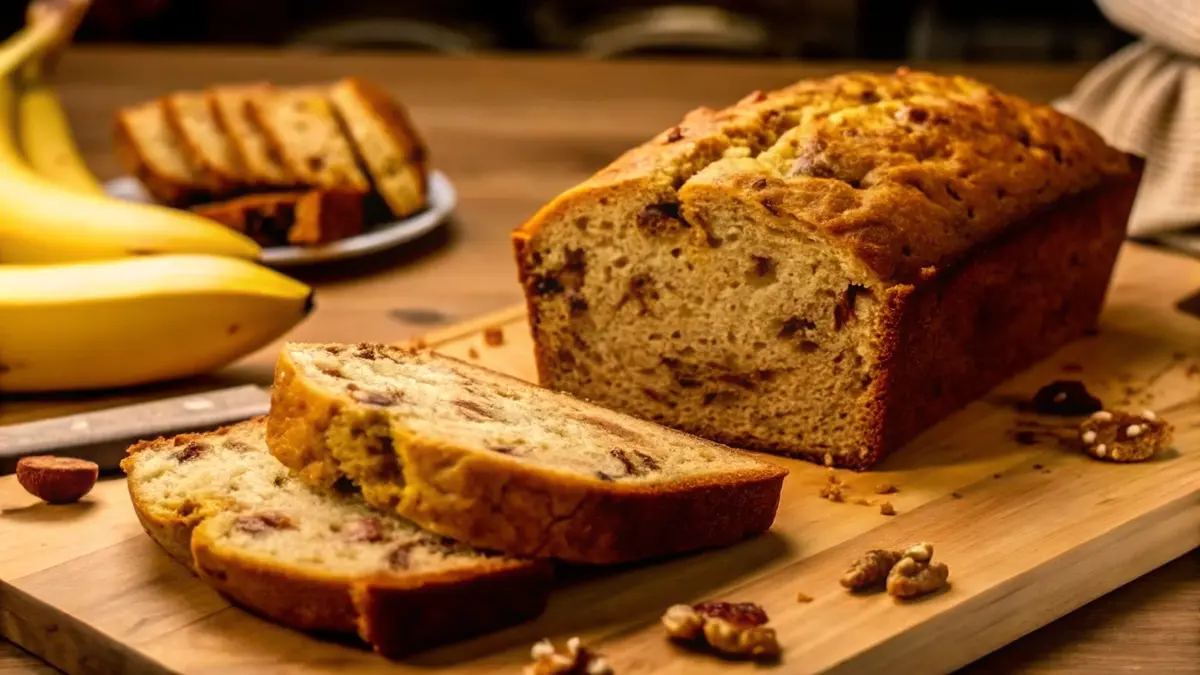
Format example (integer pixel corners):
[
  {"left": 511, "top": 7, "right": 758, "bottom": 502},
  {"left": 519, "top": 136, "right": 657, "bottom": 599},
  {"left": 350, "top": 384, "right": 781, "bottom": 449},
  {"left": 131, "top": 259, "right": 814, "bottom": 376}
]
[{"left": 1, "top": 0, "right": 315, "bottom": 393}]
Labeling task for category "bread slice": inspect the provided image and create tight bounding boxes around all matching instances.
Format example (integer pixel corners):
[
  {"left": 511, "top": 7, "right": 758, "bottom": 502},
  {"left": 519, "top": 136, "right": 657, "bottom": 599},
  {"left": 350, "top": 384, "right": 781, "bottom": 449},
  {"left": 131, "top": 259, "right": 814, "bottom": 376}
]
[
  {"left": 208, "top": 84, "right": 293, "bottom": 187},
  {"left": 113, "top": 100, "right": 214, "bottom": 206},
  {"left": 122, "top": 418, "right": 551, "bottom": 658},
  {"left": 329, "top": 77, "right": 428, "bottom": 218},
  {"left": 192, "top": 189, "right": 364, "bottom": 246},
  {"left": 267, "top": 343, "right": 788, "bottom": 564},
  {"left": 163, "top": 91, "right": 246, "bottom": 194},
  {"left": 249, "top": 87, "right": 370, "bottom": 193}
]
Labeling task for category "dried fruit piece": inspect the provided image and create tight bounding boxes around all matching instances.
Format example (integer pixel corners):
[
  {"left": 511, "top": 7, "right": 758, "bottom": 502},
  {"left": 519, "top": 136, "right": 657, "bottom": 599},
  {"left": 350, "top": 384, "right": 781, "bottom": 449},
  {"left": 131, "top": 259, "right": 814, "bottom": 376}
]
[
  {"left": 1031, "top": 380, "right": 1103, "bottom": 416},
  {"left": 16, "top": 456, "right": 99, "bottom": 504},
  {"left": 525, "top": 637, "right": 612, "bottom": 675},
  {"left": 840, "top": 549, "right": 903, "bottom": 590},
  {"left": 483, "top": 326, "right": 505, "bottom": 346},
  {"left": 1078, "top": 409, "right": 1172, "bottom": 462},
  {"left": 662, "top": 602, "right": 780, "bottom": 659},
  {"left": 887, "top": 556, "right": 950, "bottom": 598}
]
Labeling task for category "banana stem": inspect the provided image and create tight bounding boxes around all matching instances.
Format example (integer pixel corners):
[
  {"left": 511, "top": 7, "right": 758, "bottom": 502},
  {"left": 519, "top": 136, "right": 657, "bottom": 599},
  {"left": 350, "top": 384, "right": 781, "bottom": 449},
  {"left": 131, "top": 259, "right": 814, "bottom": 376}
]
[{"left": 0, "top": 21, "right": 64, "bottom": 79}]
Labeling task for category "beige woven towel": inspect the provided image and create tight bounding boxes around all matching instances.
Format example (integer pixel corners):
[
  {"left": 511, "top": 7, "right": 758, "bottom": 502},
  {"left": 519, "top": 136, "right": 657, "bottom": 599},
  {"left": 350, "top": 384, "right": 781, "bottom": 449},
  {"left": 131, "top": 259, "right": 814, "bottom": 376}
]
[{"left": 1054, "top": 0, "right": 1200, "bottom": 240}]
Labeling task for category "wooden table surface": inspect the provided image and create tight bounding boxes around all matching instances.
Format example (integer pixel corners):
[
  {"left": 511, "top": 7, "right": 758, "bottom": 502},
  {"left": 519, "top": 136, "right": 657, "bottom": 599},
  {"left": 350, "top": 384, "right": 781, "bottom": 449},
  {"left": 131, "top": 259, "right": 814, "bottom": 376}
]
[{"left": 1, "top": 48, "right": 1196, "bottom": 674}]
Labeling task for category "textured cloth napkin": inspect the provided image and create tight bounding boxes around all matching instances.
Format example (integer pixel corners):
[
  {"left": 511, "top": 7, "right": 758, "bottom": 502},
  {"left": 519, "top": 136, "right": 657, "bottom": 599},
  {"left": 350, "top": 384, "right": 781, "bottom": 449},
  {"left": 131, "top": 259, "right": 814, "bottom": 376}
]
[{"left": 1054, "top": 0, "right": 1200, "bottom": 246}]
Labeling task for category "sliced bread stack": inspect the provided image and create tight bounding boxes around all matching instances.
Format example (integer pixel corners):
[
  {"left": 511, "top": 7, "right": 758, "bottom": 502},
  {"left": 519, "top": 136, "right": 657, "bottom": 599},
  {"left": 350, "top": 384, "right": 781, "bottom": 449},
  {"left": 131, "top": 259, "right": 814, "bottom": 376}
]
[
  {"left": 113, "top": 77, "right": 428, "bottom": 247},
  {"left": 124, "top": 343, "right": 787, "bottom": 657}
]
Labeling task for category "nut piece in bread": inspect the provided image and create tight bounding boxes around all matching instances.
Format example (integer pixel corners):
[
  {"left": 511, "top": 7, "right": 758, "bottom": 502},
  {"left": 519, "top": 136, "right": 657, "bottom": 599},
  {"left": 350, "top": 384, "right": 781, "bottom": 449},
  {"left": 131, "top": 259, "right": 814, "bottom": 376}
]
[
  {"left": 513, "top": 68, "right": 1137, "bottom": 469},
  {"left": 329, "top": 77, "right": 429, "bottom": 218},
  {"left": 163, "top": 91, "right": 246, "bottom": 194},
  {"left": 208, "top": 83, "right": 293, "bottom": 187},
  {"left": 121, "top": 418, "right": 551, "bottom": 658},
  {"left": 16, "top": 456, "right": 98, "bottom": 504},
  {"left": 249, "top": 87, "right": 370, "bottom": 193},
  {"left": 113, "top": 100, "right": 215, "bottom": 206},
  {"left": 192, "top": 189, "right": 364, "bottom": 246},
  {"left": 266, "top": 342, "right": 788, "bottom": 564}
]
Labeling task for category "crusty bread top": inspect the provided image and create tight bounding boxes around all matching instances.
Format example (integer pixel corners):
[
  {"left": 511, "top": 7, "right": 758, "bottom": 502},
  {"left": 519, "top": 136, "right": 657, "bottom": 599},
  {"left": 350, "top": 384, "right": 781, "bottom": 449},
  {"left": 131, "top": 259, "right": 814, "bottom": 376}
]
[
  {"left": 280, "top": 343, "right": 786, "bottom": 488},
  {"left": 515, "top": 68, "right": 1134, "bottom": 284},
  {"left": 121, "top": 418, "right": 533, "bottom": 578}
]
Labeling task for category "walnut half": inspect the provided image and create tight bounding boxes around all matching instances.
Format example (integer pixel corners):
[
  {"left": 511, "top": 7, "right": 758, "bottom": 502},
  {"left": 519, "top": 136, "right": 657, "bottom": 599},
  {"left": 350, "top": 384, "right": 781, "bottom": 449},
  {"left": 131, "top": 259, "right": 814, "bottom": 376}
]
[
  {"left": 662, "top": 601, "right": 780, "bottom": 660},
  {"left": 525, "top": 637, "right": 612, "bottom": 675},
  {"left": 841, "top": 542, "right": 949, "bottom": 598}
]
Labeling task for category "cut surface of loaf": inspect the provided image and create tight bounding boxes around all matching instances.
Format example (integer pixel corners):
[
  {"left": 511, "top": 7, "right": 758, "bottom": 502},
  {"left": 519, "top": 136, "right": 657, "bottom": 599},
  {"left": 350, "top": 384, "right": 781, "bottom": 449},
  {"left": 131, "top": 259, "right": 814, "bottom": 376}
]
[
  {"left": 192, "top": 189, "right": 364, "bottom": 246},
  {"left": 267, "top": 342, "right": 788, "bottom": 564},
  {"left": 513, "top": 68, "right": 1139, "bottom": 469},
  {"left": 329, "top": 77, "right": 428, "bottom": 218},
  {"left": 164, "top": 91, "right": 246, "bottom": 193},
  {"left": 250, "top": 87, "right": 370, "bottom": 193},
  {"left": 208, "top": 84, "right": 293, "bottom": 187},
  {"left": 113, "top": 100, "right": 214, "bottom": 205},
  {"left": 121, "top": 418, "right": 551, "bottom": 658}
]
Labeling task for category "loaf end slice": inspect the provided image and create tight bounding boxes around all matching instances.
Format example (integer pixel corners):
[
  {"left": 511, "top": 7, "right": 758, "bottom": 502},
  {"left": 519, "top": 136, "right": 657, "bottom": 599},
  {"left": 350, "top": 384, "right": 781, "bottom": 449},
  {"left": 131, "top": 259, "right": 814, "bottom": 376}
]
[
  {"left": 249, "top": 86, "right": 371, "bottom": 193},
  {"left": 163, "top": 91, "right": 247, "bottom": 194},
  {"left": 121, "top": 418, "right": 551, "bottom": 656},
  {"left": 113, "top": 100, "right": 214, "bottom": 206},
  {"left": 267, "top": 342, "right": 788, "bottom": 564},
  {"left": 208, "top": 84, "right": 293, "bottom": 187},
  {"left": 329, "top": 77, "right": 429, "bottom": 218}
]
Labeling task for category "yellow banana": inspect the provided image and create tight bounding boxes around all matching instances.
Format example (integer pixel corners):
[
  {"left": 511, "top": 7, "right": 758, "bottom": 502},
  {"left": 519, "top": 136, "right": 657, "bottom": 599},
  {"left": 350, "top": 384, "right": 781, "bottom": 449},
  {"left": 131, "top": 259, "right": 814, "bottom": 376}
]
[
  {"left": 0, "top": 255, "right": 314, "bottom": 392},
  {"left": 17, "top": 62, "right": 103, "bottom": 194}
]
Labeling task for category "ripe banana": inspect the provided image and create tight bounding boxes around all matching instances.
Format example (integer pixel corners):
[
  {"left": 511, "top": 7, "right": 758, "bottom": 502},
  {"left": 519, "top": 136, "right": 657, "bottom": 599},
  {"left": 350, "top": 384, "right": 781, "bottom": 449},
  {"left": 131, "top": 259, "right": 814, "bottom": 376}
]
[
  {"left": 17, "top": 62, "right": 104, "bottom": 194},
  {"left": 0, "top": 254, "right": 314, "bottom": 393}
]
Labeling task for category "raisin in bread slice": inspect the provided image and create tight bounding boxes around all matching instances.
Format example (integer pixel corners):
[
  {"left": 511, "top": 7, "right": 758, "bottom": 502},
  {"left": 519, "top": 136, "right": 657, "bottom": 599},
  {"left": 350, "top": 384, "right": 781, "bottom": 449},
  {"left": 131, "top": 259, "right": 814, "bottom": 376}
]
[
  {"left": 267, "top": 343, "right": 789, "bottom": 564},
  {"left": 191, "top": 189, "right": 364, "bottom": 246},
  {"left": 113, "top": 100, "right": 214, "bottom": 206},
  {"left": 329, "top": 77, "right": 428, "bottom": 218},
  {"left": 163, "top": 91, "right": 247, "bottom": 195},
  {"left": 208, "top": 84, "right": 293, "bottom": 187},
  {"left": 249, "top": 87, "right": 370, "bottom": 193},
  {"left": 122, "top": 418, "right": 551, "bottom": 658}
]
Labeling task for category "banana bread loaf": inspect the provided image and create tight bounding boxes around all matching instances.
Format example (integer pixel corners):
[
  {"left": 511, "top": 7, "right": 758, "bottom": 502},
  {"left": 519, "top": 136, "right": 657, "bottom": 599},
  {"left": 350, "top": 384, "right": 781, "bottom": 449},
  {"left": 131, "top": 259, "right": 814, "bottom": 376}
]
[
  {"left": 122, "top": 418, "right": 551, "bottom": 658},
  {"left": 513, "top": 68, "right": 1139, "bottom": 470},
  {"left": 267, "top": 342, "right": 788, "bottom": 564}
]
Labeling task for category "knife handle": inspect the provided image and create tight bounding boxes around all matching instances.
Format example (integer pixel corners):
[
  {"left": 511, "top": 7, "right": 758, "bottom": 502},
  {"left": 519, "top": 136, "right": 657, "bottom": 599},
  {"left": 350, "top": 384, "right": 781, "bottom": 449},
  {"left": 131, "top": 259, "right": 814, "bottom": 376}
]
[{"left": 0, "top": 385, "right": 271, "bottom": 473}]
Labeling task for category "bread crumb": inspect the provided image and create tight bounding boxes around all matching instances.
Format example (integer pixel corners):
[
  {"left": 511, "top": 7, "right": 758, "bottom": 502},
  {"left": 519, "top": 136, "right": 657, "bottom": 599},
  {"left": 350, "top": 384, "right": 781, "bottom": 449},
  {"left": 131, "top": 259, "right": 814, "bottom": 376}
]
[
  {"left": 819, "top": 471, "right": 846, "bottom": 502},
  {"left": 879, "top": 501, "right": 896, "bottom": 516},
  {"left": 467, "top": 347, "right": 480, "bottom": 359},
  {"left": 874, "top": 483, "right": 898, "bottom": 495},
  {"left": 483, "top": 326, "right": 505, "bottom": 346},
  {"left": 796, "top": 592, "right": 813, "bottom": 603},
  {"left": 852, "top": 497, "right": 872, "bottom": 506}
]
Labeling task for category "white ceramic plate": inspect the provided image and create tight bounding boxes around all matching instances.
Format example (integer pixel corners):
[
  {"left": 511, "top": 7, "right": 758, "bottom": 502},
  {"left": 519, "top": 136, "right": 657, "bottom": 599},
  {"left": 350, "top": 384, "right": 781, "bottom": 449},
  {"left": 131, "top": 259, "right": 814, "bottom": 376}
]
[{"left": 104, "top": 171, "right": 457, "bottom": 267}]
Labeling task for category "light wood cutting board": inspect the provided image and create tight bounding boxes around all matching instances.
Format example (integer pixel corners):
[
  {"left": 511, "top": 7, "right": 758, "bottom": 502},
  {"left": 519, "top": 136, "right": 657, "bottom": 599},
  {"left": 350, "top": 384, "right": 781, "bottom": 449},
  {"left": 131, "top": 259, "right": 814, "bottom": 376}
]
[{"left": 1, "top": 243, "right": 1198, "bottom": 675}]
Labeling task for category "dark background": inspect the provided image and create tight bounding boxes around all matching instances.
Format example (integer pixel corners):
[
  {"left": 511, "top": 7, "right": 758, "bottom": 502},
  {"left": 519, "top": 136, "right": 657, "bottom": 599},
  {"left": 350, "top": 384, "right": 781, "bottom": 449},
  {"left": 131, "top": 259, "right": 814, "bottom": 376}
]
[{"left": 5, "top": 0, "right": 1133, "bottom": 61}]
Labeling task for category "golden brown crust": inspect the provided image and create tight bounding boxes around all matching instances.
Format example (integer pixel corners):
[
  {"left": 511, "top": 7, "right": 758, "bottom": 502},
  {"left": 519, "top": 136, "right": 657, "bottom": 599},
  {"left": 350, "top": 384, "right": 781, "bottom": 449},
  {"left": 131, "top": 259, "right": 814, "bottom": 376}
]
[
  {"left": 267, "top": 346, "right": 788, "bottom": 564},
  {"left": 514, "top": 68, "right": 1132, "bottom": 285},
  {"left": 191, "top": 189, "right": 364, "bottom": 247},
  {"left": 163, "top": 92, "right": 245, "bottom": 194},
  {"left": 112, "top": 106, "right": 209, "bottom": 207}
]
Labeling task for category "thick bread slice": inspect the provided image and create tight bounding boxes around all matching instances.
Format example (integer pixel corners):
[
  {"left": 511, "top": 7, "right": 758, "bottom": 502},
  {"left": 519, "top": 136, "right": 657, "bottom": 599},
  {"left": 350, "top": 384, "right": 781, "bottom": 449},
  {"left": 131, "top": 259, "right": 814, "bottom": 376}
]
[
  {"left": 122, "top": 418, "right": 551, "bottom": 658},
  {"left": 329, "top": 77, "right": 429, "bottom": 218},
  {"left": 192, "top": 189, "right": 364, "bottom": 246},
  {"left": 163, "top": 91, "right": 246, "bottom": 193},
  {"left": 113, "top": 100, "right": 214, "bottom": 206},
  {"left": 267, "top": 343, "right": 789, "bottom": 564},
  {"left": 249, "top": 87, "right": 371, "bottom": 192},
  {"left": 208, "top": 84, "right": 293, "bottom": 187}
]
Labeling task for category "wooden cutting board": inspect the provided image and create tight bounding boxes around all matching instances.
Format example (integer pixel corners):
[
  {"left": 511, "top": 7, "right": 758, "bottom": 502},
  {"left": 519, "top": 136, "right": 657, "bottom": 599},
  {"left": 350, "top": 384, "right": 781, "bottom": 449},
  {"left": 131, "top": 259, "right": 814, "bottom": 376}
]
[{"left": 1, "top": 243, "right": 1198, "bottom": 675}]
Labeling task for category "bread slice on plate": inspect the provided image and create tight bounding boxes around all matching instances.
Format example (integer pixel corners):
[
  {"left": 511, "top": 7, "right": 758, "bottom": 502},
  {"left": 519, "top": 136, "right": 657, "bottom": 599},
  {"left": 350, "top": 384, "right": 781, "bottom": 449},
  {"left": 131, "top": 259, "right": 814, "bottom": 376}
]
[
  {"left": 208, "top": 83, "right": 293, "bottom": 187},
  {"left": 192, "top": 189, "right": 364, "bottom": 246},
  {"left": 329, "top": 77, "right": 429, "bottom": 219},
  {"left": 163, "top": 91, "right": 246, "bottom": 194},
  {"left": 249, "top": 87, "right": 370, "bottom": 193},
  {"left": 122, "top": 418, "right": 551, "bottom": 658},
  {"left": 267, "top": 343, "right": 789, "bottom": 564},
  {"left": 113, "top": 100, "right": 215, "bottom": 205}
]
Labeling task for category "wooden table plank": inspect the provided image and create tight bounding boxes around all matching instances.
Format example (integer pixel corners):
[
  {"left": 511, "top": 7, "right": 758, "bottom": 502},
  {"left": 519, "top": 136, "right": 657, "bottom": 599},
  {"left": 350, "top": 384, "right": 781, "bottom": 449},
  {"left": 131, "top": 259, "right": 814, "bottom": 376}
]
[{"left": 1, "top": 48, "right": 1195, "bottom": 673}]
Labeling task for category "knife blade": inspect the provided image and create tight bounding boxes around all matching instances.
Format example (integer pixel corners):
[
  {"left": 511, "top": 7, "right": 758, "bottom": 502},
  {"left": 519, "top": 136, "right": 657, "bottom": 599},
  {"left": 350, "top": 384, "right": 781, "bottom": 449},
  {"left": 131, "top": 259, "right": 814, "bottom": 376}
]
[{"left": 0, "top": 384, "right": 271, "bottom": 473}]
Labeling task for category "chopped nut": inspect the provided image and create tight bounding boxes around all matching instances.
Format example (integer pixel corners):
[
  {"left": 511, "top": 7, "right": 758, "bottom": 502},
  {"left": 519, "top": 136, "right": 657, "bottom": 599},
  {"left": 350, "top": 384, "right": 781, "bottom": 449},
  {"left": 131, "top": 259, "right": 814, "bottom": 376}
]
[
  {"left": 467, "top": 347, "right": 480, "bottom": 359},
  {"left": 840, "top": 549, "right": 903, "bottom": 590},
  {"left": 1079, "top": 409, "right": 1173, "bottom": 463},
  {"left": 662, "top": 602, "right": 779, "bottom": 660},
  {"left": 887, "top": 557, "right": 950, "bottom": 598},
  {"left": 820, "top": 471, "right": 847, "bottom": 502},
  {"left": 483, "top": 326, "right": 505, "bottom": 347},
  {"left": 796, "top": 592, "right": 814, "bottom": 603},
  {"left": 879, "top": 501, "right": 896, "bottom": 516},
  {"left": 874, "top": 483, "right": 898, "bottom": 494},
  {"left": 902, "top": 542, "right": 933, "bottom": 563},
  {"left": 525, "top": 637, "right": 612, "bottom": 675}
]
